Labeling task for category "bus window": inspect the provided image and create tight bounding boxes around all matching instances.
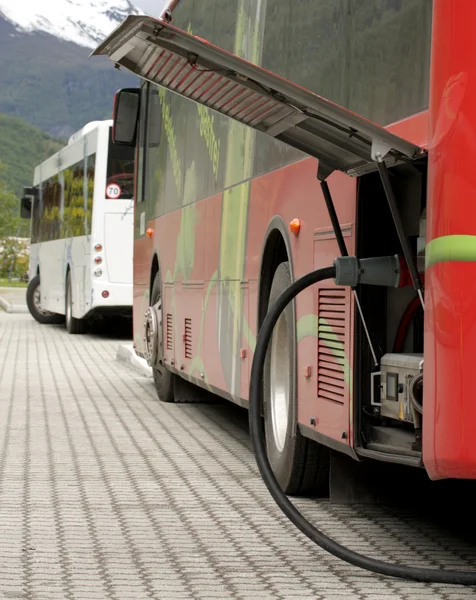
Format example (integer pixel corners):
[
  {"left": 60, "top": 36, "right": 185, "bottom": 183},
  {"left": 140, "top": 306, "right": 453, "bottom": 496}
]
[
  {"left": 63, "top": 161, "right": 86, "bottom": 238},
  {"left": 86, "top": 154, "right": 95, "bottom": 235},
  {"left": 106, "top": 131, "right": 135, "bottom": 200},
  {"left": 41, "top": 175, "right": 61, "bottom": 242},
  {"left": 31, "top": 186, "right": 41, "bottom": 244}
]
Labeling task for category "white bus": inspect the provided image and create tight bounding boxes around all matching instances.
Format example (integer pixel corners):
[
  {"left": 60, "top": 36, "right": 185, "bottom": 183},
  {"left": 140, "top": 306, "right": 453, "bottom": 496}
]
[{"left": 20, "top": 119, "right": 135, "bottom": 334}]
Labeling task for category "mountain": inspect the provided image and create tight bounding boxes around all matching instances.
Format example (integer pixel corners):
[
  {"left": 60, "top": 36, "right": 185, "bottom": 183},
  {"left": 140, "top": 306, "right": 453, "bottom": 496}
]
[
  {"left": 0, "top": 0, "right": 142, "bottom": 138},
  {"left": 0, "top": 0, "right": 142, "bottom": 48},
  {"left": 0, "top": 113, "right": 64, "bottom": 197}
]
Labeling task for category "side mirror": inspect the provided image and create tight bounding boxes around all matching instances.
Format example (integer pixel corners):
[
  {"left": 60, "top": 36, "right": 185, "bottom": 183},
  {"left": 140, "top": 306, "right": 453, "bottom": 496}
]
[
  {"left": 20, "top": 197, "right": 32, "bottom": 219},
  {"left": 112, "top": 88, "right": 140, "bottom": 146},
  {"left": 20, "top": 186, "right": 38, "bottom": 219}
]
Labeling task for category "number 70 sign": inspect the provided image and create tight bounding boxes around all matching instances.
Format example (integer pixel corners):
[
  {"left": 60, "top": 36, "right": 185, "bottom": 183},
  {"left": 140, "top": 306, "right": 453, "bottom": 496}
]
[{"left": 106, "top": 183, "right": 122, "bottom": 199}]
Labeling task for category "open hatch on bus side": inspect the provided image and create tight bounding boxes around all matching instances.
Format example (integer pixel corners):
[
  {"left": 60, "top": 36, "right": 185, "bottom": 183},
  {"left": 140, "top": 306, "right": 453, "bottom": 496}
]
[{"left": 91, "top": 15, "right": 426, "bottom": 179}]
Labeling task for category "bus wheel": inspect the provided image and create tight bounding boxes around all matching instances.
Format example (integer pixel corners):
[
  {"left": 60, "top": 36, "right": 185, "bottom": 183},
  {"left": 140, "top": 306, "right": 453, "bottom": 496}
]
[
  {"left": 263, "top": 261, "right": 329, "bottom": 496},
  {"left": 26, "top": 275, "right": 64, "bottom": 325},
  {"left": 65, "top": 272, "right": 86, "bottom": 334},
  {"left": 150, "top": 273, "right": 175, "bottom": 402}
]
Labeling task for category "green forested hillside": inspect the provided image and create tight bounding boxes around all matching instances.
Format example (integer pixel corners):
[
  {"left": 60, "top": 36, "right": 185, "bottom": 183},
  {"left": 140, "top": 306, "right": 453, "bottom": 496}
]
[
  {"left": 0, "top": 113, "right": 64, "bottom": 239},
  {"left": 0, "top": 17, "right": 138, "bottom": 139},
  {"left": 0, "top": 113, "right": 64, "bottom": 197}
]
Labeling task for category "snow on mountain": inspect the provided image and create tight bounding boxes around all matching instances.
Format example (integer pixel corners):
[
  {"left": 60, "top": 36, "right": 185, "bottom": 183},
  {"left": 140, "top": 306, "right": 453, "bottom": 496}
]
[{"left": 0, "top": 0, "right": 143, "bottom": 48}]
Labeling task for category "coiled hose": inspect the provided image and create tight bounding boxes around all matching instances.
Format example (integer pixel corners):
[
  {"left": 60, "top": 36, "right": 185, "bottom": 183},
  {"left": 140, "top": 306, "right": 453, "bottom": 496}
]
[{"left": 248, "top": 265, "right": 476, "bottom": 585}]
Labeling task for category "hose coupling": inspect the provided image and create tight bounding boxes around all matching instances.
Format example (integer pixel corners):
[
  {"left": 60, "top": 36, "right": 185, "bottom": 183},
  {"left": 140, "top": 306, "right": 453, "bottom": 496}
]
[{"left": 334, "top": 255, "right": 401, "bottom": 288}]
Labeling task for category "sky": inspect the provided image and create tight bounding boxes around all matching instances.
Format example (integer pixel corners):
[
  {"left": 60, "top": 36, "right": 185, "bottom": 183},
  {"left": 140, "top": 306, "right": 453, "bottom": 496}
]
[{"left": 134, "top": 0, "right": 167, "bottom": 16}]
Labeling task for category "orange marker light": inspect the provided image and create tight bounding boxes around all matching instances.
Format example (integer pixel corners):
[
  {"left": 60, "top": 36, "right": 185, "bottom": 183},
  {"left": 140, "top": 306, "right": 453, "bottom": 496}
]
[
  {"left": 146, "top": 228, "right": 154, "bottom": 238},
  {"left": 289, "top": 218, "right": 301, "bottom": 236}
]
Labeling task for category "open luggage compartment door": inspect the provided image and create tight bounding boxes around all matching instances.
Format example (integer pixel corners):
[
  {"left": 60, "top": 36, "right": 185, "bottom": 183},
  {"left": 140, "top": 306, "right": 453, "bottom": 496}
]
[{"left": 92, "top": 15, "right": 426, "bottom": 178}]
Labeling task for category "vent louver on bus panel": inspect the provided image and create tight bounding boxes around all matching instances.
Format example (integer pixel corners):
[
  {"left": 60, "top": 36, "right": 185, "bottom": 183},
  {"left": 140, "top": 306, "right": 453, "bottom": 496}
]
[
  {"left": 91, "top": 16, "right": 426, "bottom": 178},
  {"left": 317, "top": 288, "right": 350, "bottom": 405},
  {"left": 166, "top": 313, "right": 173, "bottom": 351},
  {"left": 184, "top": 318, "right": 192, "bottom": 359}
]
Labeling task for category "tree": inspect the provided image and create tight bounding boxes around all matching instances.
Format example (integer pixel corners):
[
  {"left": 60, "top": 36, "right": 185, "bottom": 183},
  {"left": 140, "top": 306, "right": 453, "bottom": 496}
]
[
  {"left": 0, "top": 237, "right": 28, "bottom": 279},
  {"left": 0, "top": 162, "right": 30, "bottom": 280},
  {"left": 0, "top": 162, "right": 29, "bottom": 239}
]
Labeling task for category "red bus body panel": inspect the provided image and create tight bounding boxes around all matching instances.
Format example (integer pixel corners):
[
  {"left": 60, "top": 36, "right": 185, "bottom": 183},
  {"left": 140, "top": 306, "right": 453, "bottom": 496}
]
[
  {"left": 424, "top": 0, "right": 476, "bottom": 480},
  {"left": 135, "top": 158, "right": 356, "bottom": 449}
]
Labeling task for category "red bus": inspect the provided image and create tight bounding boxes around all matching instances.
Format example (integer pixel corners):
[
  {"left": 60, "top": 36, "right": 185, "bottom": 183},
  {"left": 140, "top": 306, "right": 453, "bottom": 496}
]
[{"left": 94, "top": 0, "right": 476, "bottom": 494}]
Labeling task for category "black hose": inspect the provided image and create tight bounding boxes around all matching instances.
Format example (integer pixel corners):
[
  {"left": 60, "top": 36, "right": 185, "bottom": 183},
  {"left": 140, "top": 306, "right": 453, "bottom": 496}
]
[
  {"left": 411, "top": 373, "right": 424, "bottom": 415},
  {"left": 249, "top": 265, "right": 476, "bottom": 585}
]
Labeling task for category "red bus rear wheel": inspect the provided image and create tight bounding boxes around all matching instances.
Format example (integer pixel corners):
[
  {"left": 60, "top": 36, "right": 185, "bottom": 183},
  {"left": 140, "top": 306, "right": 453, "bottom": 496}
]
[
  {"left": 150, "top": 272, "right": 175, "bottom": 402},
  {"left": 263, "top": 261, "right": 329, "bottom": 496}
]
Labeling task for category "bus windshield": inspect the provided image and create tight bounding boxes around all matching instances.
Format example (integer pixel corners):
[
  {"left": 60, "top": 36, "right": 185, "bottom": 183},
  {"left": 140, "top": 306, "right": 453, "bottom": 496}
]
[{"left": 106, "top": 130, "right": 135, "bottom": 200}]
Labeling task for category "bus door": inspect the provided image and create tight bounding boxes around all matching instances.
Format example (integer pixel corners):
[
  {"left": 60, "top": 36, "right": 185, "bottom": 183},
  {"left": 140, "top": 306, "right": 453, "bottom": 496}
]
[{"left": 103, "top": 133, "right": 135, "bottom": 285}]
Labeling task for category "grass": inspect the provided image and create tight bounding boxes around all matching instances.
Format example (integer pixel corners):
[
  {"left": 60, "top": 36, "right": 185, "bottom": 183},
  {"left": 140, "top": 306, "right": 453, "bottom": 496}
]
[{"left": 0, "top": 278, "right": 27, "bottom": 288}]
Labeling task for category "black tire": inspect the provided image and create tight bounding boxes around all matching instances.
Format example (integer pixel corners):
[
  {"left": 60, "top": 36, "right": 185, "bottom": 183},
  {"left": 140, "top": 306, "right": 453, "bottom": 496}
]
[
  {"left": 263, "top": 261, "right": 329, "bottom": 496},
  {"left": 151, "top": 273, "right": 175, "bottom": 402},
  {"left": 65, "top": 272, "right": 86, "bottom": 334},
  {"left": 26, "top": 274, "right": 64, "bottom": 325}
]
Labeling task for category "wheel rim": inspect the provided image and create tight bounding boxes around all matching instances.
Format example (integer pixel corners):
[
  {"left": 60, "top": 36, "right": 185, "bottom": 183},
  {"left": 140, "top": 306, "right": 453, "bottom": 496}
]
[
  {"left": 33, "top": 283, "right": 54, "bottom": 316},
  {"left": 155, "top": 296, "right": 164, "bottom": 378},
  {"left": 144, "top": 295, "right": 162, "bottom": 369},
  {"left": 269, "top": 307, "right": 291, "bottom": 453}
]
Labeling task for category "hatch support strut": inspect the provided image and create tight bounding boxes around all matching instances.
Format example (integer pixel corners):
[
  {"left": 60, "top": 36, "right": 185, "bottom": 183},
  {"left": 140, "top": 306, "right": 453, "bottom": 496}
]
[
  {"left": 316, "top": 141, "right": 425, "bottom": 367},
  {"left": 374, "top": 157, "right": 425, "bottom": 308},
  {"left": 317, "top": 166, "right": 379, "bottom": 367}
]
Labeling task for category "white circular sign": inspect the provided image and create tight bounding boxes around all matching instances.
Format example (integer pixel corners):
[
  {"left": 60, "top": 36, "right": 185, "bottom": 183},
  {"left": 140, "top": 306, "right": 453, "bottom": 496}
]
[{"left": 106, "top": 183, "right": 122, "bottom": 199}]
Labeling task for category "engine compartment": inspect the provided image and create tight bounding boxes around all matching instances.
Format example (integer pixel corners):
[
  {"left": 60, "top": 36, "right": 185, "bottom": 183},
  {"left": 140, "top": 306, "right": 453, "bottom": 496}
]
[{"left": 355, "top": 160, "right": 427, "bottom": 464}]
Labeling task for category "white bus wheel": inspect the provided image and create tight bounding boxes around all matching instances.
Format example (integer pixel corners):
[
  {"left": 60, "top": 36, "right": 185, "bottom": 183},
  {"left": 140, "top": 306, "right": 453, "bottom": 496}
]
[
  {"left": 26, "top": 275, "right": 64, "bottom": 325},
  {"left": 65, "top": 272, "right": 86, "bottom": 334}
]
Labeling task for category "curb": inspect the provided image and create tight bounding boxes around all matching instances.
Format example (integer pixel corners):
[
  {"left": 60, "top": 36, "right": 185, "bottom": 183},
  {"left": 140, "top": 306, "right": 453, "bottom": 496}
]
[
  {"left": 0, "top": 295, "right": 28, "bottom": 314},
  {"left": 116, "top": 344, "right": 153, "bottom": 378}
]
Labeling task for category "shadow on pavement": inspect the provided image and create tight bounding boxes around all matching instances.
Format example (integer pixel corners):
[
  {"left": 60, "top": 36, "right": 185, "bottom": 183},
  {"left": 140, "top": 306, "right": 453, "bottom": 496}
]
[
  {"left": 188, "top": 397, "right": 476, "bottom": 551},
  {"left": 87, "top": 317, "right": 133, "bottom": 340}
]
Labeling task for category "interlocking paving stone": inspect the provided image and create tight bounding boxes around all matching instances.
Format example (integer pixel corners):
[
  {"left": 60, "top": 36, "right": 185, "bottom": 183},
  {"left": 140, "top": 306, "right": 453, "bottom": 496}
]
[{"left": 1, "top": 312, "right": 476, "bottom": 599}]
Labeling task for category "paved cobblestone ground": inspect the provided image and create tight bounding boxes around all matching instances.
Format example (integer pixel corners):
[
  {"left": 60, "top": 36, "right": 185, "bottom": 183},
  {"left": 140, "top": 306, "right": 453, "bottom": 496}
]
[{"left": 1, "top": 312, "right": 476, "bottom": 600}]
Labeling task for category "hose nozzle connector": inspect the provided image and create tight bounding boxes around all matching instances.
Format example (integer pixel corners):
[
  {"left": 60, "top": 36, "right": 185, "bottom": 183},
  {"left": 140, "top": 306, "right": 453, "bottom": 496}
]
[{"left": 334, "top": 255, "right": 401, "bottom": 288}]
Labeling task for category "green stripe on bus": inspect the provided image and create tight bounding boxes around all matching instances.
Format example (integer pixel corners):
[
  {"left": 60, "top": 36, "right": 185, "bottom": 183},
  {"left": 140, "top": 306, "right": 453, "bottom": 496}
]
[{"left": 426, "top": 235, "right": 476, "bottom": 268}]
